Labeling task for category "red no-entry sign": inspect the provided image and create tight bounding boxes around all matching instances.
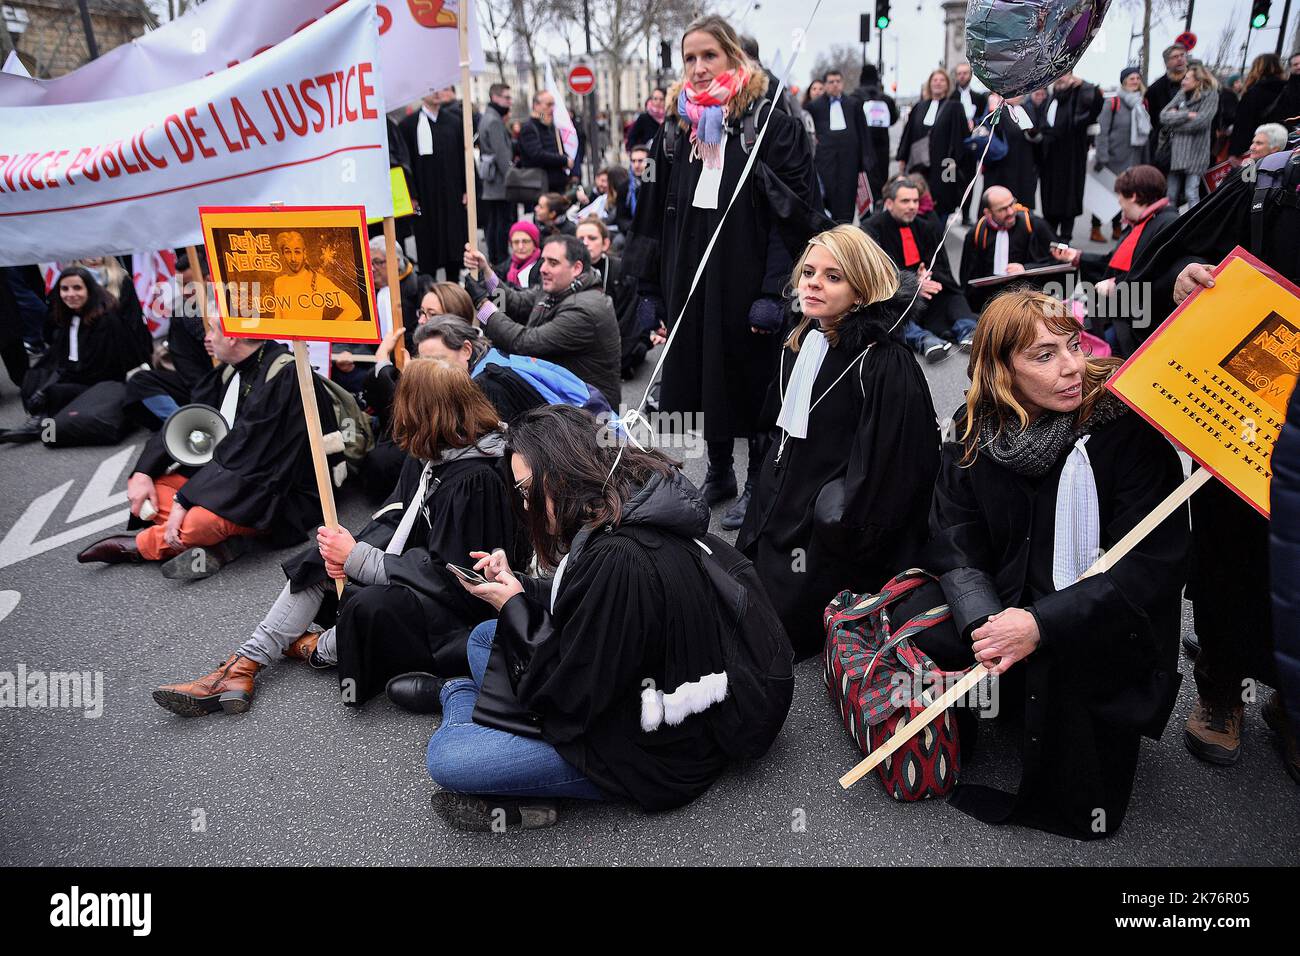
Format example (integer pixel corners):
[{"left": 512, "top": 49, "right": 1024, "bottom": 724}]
[{"left": 567, "top": 64, "right": 595, "bottom": 96}]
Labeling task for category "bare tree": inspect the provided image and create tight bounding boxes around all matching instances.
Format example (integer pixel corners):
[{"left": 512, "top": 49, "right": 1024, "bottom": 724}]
[
  {"left": 809, "top": 44, "right": 863, "bottom": 90},
  {"left": 1208, "top": 10, "right": 1241, "bottom": 76},
  {"left": 477, "top": 0, "right": 515, "bottom": 84}
]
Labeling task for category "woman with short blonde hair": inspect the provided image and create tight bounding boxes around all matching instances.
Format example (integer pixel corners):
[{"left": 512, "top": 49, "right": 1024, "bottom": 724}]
[
  {"left": 919, "top": 287, "right": 1190, "bottom": 839},
  {"left": 736, "top": 225, "right": 939, "bottom": 657}
]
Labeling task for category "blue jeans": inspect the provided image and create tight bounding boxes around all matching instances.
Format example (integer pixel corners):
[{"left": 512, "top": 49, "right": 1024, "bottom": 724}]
[{"left": 425, "top": 620, "right": 605, "bottom": 800}]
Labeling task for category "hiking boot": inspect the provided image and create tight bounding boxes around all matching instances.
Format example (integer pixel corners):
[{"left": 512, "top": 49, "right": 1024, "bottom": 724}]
[
  {"left": 720, "top": 482, "right": 752, "bottom": 531},
  {"left": 152, "top": 653, "right": 261, "bottom": 717},
  {"left": 1262, "top": 692, "right": 1300, "bottom": 785},
  {"left": 1184, "top": 697, "right": 1243, "bottom": 765},
  {"left": 702, "top": 464, "right": 737, "bottom": 506},
  {"left": 430, "top": 791, "right": 558, "bottom": 831}
]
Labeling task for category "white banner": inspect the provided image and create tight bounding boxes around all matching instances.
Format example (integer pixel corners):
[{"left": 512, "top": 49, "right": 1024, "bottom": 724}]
[
  {"left": 0, "top": 0, "right": 483, "bottom": 111},
  {"left": 546, "top": 63, "right": 580, "bottom": 167},
  {"left": 0, "top": 0, "right": 393, "bottom": 266}
]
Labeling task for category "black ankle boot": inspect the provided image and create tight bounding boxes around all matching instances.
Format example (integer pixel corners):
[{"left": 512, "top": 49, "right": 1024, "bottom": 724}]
[
  {"left": 721, "top": 480, "right": 752, "bottom": 531},
  {"left": 702, "top": 464, "right": 737, "bottom": 506}
]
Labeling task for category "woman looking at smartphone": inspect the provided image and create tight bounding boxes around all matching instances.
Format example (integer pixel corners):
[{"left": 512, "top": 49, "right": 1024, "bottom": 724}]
[{"left": 150, "top": 361, "right": 529, "bottom": 717}]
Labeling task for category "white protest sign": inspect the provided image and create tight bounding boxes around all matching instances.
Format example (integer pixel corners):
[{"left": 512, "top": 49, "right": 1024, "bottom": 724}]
[
  {"left": 0, "top": 0, "right": 483, "bottom": 111},
  {"left": 0, "top": 0, "right": 393, "bottom": 266}
]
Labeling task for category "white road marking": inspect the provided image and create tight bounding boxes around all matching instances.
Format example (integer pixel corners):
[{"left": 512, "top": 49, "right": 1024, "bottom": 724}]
[
  {"left": 0, "top": 446, "right": 138, "bottom": 570},
  {"left": 0, "top": 590, "right": 18, "bottom": 624}
]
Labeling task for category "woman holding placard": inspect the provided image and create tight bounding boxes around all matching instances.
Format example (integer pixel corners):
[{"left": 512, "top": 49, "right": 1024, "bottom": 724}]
[{"left": 918, "top": 288, "right": 1190, "bottom": 839}]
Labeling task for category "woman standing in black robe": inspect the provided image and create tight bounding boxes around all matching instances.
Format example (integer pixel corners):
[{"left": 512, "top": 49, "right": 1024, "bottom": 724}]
[
  {"left": 737, "top": 226, "right": 939, "bottom": 659},
  {"left": 625, "top": 15, "right": 824, "bottom": 522},
  {"left": 919, "top": 289, "right": 1189, "bottom": 840},
  {"left": 896, "top": 70, "right": 969, "bottom": 222},
  {"left": 150, "top": 361, "right": 528, "bottom": 717},
  {"left": 1037, "top": 73, "right": 1102, "bottom": 242}
]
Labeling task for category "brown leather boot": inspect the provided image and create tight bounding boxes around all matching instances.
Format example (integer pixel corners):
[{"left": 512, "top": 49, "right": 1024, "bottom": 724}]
[
  {"left": 1090, "top": 223, "right": 1106, "bottom": 243},
  {"left": 152, "top": 653, "right": 261, "bottom": 717},
  {"left": 1184, "top": 697, "right": 1244, "bottom": 765},
  {"left": 1112, "top": 223, "right": 1124, "bottom": 241},
  {"left": 282, "top": 632, "right": 321, "bottom": 664}
]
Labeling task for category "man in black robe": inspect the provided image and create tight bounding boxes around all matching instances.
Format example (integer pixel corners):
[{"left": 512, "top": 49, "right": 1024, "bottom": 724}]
[
  {"left": 852, "top": 64, "right": 899, "bottom": 210},
  {"left": 398, "top": 94, "right": 469, "bottom": 280},
  {"left": 950, "top": 62, "right": 988, "bottom": 226},
  {"left": 1128, "top": 148, "right": 1300, "bottom": 777},
  {"left": 78, "top": 328, "right": 340, "bottom": 579},
  {"left": 865, "top": 176, "right": 978, "bottom": 347},
  {"left": 805, "top": 70, "right": 873, "bottom": 223},
  {"left": 959, "top": 185, "right": 1058, "bottom": 312},
  {"left": 981, "top": 94, "right": 1042, "bottom": 212},
  {"left": 1038, "top": 73, "right": 1102, "bottom": 241}
]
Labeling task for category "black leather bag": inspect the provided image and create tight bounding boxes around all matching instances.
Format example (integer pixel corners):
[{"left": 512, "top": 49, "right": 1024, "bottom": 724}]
[{"left": 504, "top": 165, "right": 547, "bottom": 205}]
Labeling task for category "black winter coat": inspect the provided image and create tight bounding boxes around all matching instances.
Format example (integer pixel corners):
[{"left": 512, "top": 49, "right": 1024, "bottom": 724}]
[
  {"left": 926, "top": 409, "right": 1190, "bottom": 839},
  {"left": 518, "top": 117, "right": 569, "bottom": 194},
  {"left": 737, "top": 275, "right": 940, "bottom": 658},
  {"left": 625, "top": 71, "right": 827, "bottom": 440},
  {"left": 1271, "top": 378, "right": 1300, "bottom": 728}
]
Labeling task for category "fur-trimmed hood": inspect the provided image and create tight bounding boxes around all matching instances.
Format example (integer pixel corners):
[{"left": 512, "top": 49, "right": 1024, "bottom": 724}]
[
  {"left": 665, "top": 66, "right": 770, "bottom": 132},
  {"left": 832, "top": 269, "right": 920, "bottom": 353}
]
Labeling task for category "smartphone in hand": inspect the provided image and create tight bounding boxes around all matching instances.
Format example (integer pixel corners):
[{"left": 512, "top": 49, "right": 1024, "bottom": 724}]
[{"left": 447, "top": 563, "right": 488, "bottom": 586}]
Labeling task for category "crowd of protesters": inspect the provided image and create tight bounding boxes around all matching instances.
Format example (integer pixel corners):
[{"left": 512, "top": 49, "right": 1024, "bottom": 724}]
[{"left": 2, "top": 14, "right": 1299, "bottom": 840}]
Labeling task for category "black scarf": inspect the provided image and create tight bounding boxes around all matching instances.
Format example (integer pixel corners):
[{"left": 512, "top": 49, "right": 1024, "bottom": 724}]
[{"left": 979, "top": 390, "right": 1128, "bottom": 478}]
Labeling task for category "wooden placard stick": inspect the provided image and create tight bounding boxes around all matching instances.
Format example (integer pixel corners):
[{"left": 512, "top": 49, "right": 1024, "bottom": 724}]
[
  {"left": 292, "top": 340, "right": 345, "bottom": 598},
  {"left": 185, "top": 244, "right": 218, "bottom": 367},
  {"left": 382, "top": 215, "right": 407, "bottom": 369},
  {"left": 458, "top": 7, "right": 480, "bottom": 279},
  {"left": 839, "top": 466, "right": 1214, "bottom": 790}
]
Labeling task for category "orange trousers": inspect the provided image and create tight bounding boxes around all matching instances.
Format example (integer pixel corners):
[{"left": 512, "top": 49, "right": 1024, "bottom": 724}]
[{"left": 135, "top": 473, "right": 260, "bottom": 562}]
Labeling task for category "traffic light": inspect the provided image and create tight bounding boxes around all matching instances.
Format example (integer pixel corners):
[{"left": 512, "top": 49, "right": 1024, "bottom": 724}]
[
  {"left": 1251, "top": 0, "right": 1271, "bottom": 29},
  {"left": 876, "top": 0, "right": 891, "bottom": 30},
  {"left": 660, "top": 40, "right": 672, "bottom": 72},
  {"left": 860, "top": 13, "right": 870, "bottom": 43}
]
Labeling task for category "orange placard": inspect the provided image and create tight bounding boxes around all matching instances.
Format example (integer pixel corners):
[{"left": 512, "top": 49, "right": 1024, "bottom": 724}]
[
  {"left": 198, "top": 205, "right": 379, "bottom": 344},
  {"left": 1109, "top": 246, "right": 1300, "bottom": 516}
]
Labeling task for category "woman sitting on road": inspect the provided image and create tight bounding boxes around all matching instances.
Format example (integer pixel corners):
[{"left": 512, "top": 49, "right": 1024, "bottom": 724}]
[
  {"left": 914, "top": 288, "right": 1190, "bottom": 840},
  {"left": 737, "top": 225, "right": 940, "bottom": 657},
  {"left": 150, "top": 360, "right": 528, "bottom": 717},
  {"left": 423, "top": 406, "right": 777, "bottom": 831}
]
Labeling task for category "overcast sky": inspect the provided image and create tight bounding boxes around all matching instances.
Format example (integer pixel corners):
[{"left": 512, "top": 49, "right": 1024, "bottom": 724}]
[{"left": 738, "top": 0, "right": 1299, "bottom": 97}]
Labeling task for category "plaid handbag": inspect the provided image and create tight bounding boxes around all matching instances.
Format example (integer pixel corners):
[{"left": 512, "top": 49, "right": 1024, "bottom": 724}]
[{"left": 824, "top": 569, "right": 963, "bottom": 801}]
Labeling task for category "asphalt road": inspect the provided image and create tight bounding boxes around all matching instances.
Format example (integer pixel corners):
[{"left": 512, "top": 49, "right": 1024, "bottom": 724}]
[{"left": 1, "top": 219, "right": 1296, "bottom": 867}]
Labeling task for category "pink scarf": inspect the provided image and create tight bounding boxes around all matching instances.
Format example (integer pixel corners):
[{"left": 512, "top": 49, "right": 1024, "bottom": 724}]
[
  {"left": 677, "top": 68, "right": 747, "bottom": 170},
  {"left": 646, "top": 98, "right": 666, "bottom": 123}
]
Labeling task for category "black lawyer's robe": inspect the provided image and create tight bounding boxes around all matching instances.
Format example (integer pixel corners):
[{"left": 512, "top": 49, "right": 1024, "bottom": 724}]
[
  {"left": 896, "top": 98, "right": 971, "bottom": 219},
  {"left": 492, "top": 470, "right": 731, "bottom": 810},
  {"left": 1038, "top": 83, "right": 1102, "bottom": 224},
  {"left": 397, "top": 108, "right": 468, "bottom": 273},
  {"left": 924, "top": 409, "right": 1189, "bottom": 840},
  {"left": 981, "top": 109, "right": 1041, "bottom": 212},
  {"left": 737, "top": 276, "right": 940, "bottom": 659},
  {"left": 805, "top": 93, "right": 873, "bottom": 222},
  {"left": 625, "top": 70, "right": 828, "bottom": 441},
  {"left": 284, "top": 451, "right": 528, "bottom": 704},
  {"left": 958, "top": 211, "right": 1059, "bottom": 312},
  {"left": 864, "top": 209, "right": 974, "bottom": 336},
  {"left": 130, "top": 342, "right": 340, "bottom": 545}
]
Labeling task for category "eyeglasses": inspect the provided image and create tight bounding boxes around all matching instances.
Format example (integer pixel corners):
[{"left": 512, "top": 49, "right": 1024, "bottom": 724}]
[{"left": 417, "top": 308, "right": 441, "bottom": 320}]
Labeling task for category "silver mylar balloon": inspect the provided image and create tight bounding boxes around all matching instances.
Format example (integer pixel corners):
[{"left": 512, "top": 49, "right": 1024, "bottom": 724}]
[{"left": 966, "top": 0, "right": 1112, "bottom": 98}]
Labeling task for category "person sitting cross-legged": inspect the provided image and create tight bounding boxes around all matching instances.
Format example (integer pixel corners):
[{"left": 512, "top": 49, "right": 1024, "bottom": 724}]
[
  {"left": 78, "top": 322, "right": 341, "bottom": 579},
  {"left": 150, "top": 360, "right": 528, "bottom": 717}
]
